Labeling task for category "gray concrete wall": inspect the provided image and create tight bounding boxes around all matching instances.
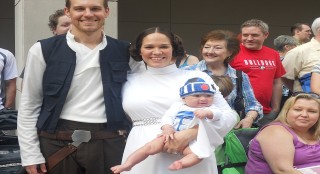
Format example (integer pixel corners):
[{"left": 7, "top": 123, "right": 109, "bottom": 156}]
[
  {"left": 15, "top": 0, "right": 118, "bottom": 75},
  {"left": 0, "top": 0, "right": 15, "bottom": 53},
  {"left": 14, "top": 0, "right": 67, "bottom": 109},
  {"left": 14, "top": 0, "right": 118, "bottom": 109}
]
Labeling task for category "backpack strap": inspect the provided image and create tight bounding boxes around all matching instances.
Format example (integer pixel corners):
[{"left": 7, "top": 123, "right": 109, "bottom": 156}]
[
  {"left": 222, "top": 162, "right": 247, "bottom": 168},
  {"left": 0, "top": 51, "right": 6, "bottom": 78},
  {"left": 0, "top": 52, "right": 6, "bottom": 65},
  {"left": 0, "top": 51, "right": 7, "bottom": 103}
]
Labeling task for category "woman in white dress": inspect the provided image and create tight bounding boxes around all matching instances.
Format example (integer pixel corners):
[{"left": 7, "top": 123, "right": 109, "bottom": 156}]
[{"left": 120, "top": 27, "right": 238, "bottom": 174}]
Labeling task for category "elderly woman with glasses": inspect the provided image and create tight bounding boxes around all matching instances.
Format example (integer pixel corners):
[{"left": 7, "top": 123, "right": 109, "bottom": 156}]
[
  {"left": 187, "top": 30, "right": 263, "bottom": 129},
  {"left": 245, "top": 92, "right": 320, "bottom": 174}
]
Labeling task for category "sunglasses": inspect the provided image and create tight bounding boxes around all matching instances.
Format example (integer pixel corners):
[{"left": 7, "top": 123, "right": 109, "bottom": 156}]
[{"left": 292, "top": 91, "right": 320, "bottom": 99}]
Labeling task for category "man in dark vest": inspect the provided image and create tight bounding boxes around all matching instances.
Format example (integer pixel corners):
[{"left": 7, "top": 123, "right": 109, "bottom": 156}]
[{"left": 17, "top": 0, "right": 142, "bottom": 174}]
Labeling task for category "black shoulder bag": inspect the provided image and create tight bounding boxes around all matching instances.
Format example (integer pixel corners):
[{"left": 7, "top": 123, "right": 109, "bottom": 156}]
[{"left": 234, "top": 70, "right": 245, "bottom": 119}]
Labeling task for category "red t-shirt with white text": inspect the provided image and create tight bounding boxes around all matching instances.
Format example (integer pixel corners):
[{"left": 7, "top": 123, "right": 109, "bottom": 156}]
[{"left": 230, "top": 44, "right": 286, "bottom": 113}]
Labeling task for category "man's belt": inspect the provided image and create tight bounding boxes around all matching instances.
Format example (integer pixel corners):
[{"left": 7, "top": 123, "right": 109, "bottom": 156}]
[
  {"left": 38, "top": 130, "right": 125, "bottom": 171},
  {"left": 39, "top": 130, "right": 122, "bottom": 140}
]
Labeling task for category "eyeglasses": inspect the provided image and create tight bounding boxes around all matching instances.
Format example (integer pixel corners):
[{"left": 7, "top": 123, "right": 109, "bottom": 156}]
[{"left": 292, "top": 91, "right": 320, "bottom": 99}]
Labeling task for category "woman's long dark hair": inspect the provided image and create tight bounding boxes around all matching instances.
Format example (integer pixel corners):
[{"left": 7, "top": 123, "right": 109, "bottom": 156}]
[{"left": 130, "top": 27, "right": 185, "bottom": 62}]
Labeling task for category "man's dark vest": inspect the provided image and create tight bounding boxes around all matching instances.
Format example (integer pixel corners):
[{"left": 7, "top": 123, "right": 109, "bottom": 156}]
[{"left": 36, "top": 34, "right": 131, "bottom": 132}]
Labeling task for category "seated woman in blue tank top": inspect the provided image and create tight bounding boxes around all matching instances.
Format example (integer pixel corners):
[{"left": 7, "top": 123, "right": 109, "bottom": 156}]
[
  {"left": 246, "top": 92, "right": 320, "bottom": 174},
  {"left": 178, "top": 53, "right": 199, "bottom": 68},
  {"left": 174, "top": 34, "right": 199, "bottom": 68}
]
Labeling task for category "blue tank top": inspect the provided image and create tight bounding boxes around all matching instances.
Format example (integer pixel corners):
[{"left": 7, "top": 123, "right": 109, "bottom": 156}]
[{"left": 179, "top": 55, "right": 190, "bottom": 68}]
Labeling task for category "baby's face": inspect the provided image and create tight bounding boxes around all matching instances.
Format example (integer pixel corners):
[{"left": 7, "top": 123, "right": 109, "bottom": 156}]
[{"left": 182, "top": 94, "right": 214, "bottom": 108}]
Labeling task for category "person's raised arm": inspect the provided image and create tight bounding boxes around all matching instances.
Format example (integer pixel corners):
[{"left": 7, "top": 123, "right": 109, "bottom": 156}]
[{"left": 257, "top": 125, "right": 302, "bottom": 174}]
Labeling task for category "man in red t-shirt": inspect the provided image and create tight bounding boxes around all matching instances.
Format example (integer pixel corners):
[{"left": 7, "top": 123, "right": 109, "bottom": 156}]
[{"left": 230, "top": 19, "right": 286, "bottom": 127}]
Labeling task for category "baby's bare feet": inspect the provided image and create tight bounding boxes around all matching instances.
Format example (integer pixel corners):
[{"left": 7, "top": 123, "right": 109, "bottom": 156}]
[
  {"left": 111, "top": 163, "right": 132, "bottom": 174},
  {"left": 168, "top": 161, "right": 183, "bottom": 170}
]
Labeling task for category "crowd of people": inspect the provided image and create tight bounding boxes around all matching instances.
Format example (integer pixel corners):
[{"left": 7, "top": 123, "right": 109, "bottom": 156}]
[{"left": 0, "top": 0, "right": 319, "bottom": 174}]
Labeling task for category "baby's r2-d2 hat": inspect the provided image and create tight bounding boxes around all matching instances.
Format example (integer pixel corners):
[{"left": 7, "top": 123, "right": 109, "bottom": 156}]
[{"left": 179, "top": 77, "right": 216, "bottom": 97}]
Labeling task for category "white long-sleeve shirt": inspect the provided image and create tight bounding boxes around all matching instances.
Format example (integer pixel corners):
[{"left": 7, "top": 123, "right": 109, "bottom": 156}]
[{"left": 17, "top": 31, "right": 144, "bottom": 166}]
